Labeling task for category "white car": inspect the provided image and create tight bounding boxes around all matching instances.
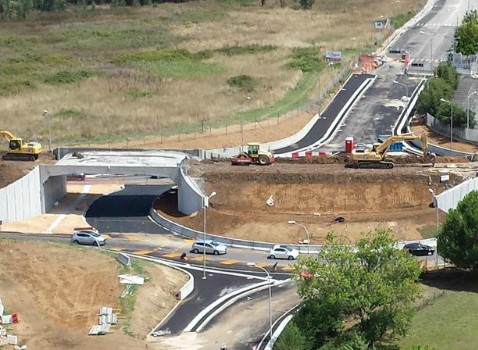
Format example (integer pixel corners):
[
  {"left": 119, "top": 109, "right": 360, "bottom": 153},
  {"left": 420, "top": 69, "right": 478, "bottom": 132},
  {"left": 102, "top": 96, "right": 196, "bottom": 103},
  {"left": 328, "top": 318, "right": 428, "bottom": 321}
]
[
  {"left": 191, "top": 240, "right": 227, "bottom": 255},
  {"left": 268, "top": 245, "right": 299, "bottom": 260},
  {"left": 71, "top": 230, "right": 106, "bottom": 246}
]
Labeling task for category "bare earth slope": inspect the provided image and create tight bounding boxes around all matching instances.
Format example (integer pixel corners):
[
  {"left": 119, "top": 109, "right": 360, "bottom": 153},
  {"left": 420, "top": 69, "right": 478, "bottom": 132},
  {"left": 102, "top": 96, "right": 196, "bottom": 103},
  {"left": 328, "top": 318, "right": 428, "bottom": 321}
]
[
  {"left": 156, "top": 162, "right": 461, "bottom": 244},
  {"left": 0, "top": 240, "right": 185, "bottom": 350}
]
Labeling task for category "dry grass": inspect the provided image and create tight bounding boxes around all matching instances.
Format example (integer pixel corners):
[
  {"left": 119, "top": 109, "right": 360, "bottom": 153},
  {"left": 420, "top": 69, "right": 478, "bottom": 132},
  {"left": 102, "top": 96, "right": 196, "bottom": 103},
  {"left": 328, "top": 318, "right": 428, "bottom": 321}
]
[{"left": 0, "top": 0, "right": 424, "bottom": 145}]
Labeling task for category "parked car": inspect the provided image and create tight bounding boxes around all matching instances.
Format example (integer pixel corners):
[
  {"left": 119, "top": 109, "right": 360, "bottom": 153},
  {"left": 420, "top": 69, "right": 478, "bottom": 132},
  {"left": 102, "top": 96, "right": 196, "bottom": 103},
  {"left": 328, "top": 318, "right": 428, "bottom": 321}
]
[
  {"left": 403, "top": 242, "right": 434, "bottom": 256},
  {"left": 71, "top": 230, "right": 106, "bottom": 246},
  {"left": 191, "top": 240, "right": 227, "bottom": 255},
  {"left": 268, "top": 245, "right": 299, "bottom": 260}
]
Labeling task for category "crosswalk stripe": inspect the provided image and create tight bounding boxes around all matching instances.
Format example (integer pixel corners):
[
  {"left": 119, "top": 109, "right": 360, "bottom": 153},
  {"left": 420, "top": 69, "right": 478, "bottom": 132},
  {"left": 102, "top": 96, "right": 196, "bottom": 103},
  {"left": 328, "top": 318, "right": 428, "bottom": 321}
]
[
  {"left": 187, "top": 256, "right": 204, "bottom": 262},
  {"left": 133, "top": 250, "right": 154, "bottom": 255},
  {"left": 108, "top": 247, "right": 123, "bottom": 252},
  {"left": 126, "top": 236, "right": 142, "bottom": 241},
  {"left": 220, "top": 259, "right": 239, "bottom": 265},
  {"left": 163, "top": 252, "right": 181, "bottom": 258},
  {"left": 184, "top": 239, "right": 195, "bottom": 244},
  {"left": 254, "top": 263, "right": 270, "bottom": 268}
]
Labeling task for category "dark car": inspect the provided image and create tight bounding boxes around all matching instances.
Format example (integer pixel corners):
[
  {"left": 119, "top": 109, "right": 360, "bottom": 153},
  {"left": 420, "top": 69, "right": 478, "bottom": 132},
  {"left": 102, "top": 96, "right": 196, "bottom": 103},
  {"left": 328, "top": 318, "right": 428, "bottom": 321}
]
[{"left": 403, "top": 242, "right": 435, "bottom": 256}]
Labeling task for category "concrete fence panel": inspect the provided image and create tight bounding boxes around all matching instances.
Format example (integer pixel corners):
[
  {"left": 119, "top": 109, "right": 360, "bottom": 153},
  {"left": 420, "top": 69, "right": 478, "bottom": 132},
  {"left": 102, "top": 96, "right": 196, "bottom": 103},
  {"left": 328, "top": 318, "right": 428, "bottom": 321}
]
[
  {"left": 436, "top": 177, "right": 478, "bottom": 213},
  {"left": 0, "top": 167, "right": 42, "bottom": 223}
]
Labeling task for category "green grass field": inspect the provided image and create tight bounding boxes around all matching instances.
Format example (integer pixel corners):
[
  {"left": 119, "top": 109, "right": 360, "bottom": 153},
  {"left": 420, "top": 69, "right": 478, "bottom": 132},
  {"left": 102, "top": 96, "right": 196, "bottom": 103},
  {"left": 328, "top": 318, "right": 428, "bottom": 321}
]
[
  {"left": 0, "top": 0, "right": 425, "bottom": 146},
  {"left": 400, "top": 273, "right": 478, "bottom": 350},
  {"left": 400, "top": 291, "right": 478, "bottom": 349}
]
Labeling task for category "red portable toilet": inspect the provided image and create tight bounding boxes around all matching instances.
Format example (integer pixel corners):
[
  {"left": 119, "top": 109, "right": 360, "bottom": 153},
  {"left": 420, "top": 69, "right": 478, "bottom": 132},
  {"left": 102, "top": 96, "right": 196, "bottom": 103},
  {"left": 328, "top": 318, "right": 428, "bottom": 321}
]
[{"left": 345, "top": 137, "right": 354, "bottom": 153}]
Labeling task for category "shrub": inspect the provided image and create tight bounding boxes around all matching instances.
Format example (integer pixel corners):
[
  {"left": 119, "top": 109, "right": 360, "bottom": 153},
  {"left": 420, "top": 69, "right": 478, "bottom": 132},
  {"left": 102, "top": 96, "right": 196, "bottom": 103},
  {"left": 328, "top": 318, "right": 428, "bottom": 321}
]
[{"left": 227, "top": 75, "right": 257, "bottom": 92}]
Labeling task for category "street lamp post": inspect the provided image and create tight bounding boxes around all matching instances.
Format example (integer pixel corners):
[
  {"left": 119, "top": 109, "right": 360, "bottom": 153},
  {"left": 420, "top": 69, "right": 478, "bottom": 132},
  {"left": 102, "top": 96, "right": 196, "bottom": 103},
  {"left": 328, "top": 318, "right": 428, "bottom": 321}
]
[
  {"left": 202, "top": 191, "right": 217, "bottom": 280},
  {"left": 288, "top": 220, "right": 310, "bottom": 253},
  {"left": 440, "top": 98, "right": 453, "bottom": 155},
  {"left": 393, "top": 80, "right": 409, "bottom": 98},
  {"left": 428, "top": 188, "right": 439, "bottom": 266},
  {"left": 43, "top": 109, "right": 51, "bottom": 151},
  {"left": 467, "top": 91, "right": 477, "bottom": 130},
  {"left": 247, "top": 262, "right": 273, "bottom": 342}
]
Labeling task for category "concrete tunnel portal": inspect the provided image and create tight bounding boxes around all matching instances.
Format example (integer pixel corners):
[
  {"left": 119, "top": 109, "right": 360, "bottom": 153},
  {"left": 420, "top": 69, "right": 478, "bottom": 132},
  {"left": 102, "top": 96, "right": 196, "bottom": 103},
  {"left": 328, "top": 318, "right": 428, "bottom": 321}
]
[{"left": 1, "top": 150, "right": 205, "bottom": 224}]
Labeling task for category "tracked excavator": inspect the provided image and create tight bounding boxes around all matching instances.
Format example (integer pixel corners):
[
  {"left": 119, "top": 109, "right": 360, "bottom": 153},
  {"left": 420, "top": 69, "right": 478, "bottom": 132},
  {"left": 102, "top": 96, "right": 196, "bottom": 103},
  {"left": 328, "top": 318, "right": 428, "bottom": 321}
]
[
  {"left": 346, "top": 132, "right": 435, "bottom": 169},
  {"left": 1, "top": 130, "right": 42, "bottom": 161}
]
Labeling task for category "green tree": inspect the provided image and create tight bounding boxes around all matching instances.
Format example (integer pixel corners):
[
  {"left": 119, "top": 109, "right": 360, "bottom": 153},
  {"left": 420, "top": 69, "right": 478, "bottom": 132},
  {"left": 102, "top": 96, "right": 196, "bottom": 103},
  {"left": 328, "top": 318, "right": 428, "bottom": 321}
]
[
  {"left": 274, "top": 321, "right": 307, "bottom": 350},
  {"left": 455, "top": 10, "right": 478, "bottom": 55},
  {"left": 438, "top": 191, "right": 478, "bottom": 268},
  {"left": 293, "top": 230, "right": 421, "bottom": 348},
  {"left": 435, "top": 61, "right": 459, "bottom": 90},
  {"left": 415, "top": 78, "right": 453, "bottom": 116},
  {"left": 298, "top": 0, "right": 314, "bottom": 10},
  {"left": 435, "top": 101, "right": 470, "bottom": 128}
]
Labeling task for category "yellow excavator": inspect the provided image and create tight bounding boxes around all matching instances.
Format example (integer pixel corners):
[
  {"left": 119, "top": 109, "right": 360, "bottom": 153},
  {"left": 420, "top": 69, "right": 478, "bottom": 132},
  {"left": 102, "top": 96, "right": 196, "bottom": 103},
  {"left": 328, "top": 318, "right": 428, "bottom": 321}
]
[
  {"left": 1, "top": 130, "right": 42, "bottom": 161},
  {"left": 346, "top": 132, "right": 435, "bottom": 169}
]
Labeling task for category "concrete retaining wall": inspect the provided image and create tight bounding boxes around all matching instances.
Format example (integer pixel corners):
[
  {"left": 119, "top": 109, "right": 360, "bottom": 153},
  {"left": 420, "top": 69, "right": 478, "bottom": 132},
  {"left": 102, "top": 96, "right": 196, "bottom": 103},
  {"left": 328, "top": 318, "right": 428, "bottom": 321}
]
[
  {"left": 41, "top": 174, "right": 67, "bottom": 213},
  {"left": 0, "top": 166, "right": 42, "bottom": 223},
  {"left": 427, "top": 114, "right": 478, "bottom": 146},
  {"left": 435, "top": 177, "right": 478, "bottom": 213},
  {"left": 177, "top": 166, "right": 204, "bottom": 215}
]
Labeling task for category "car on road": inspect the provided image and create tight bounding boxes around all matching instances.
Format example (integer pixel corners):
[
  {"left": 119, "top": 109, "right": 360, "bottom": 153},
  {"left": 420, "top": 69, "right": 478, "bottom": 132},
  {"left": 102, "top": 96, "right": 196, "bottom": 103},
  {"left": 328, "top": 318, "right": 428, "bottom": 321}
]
[
  {"left": 191, "top": 240, "right": 227, "bottom": 255},
  {"left": 71, "top": 230, "right": 106, "bottom": 246},
  {"left": 268, "top": 244, "right": 299, "bottom": 260},
  {"left": 403, "top": 242, "right": 434, "bottom": 256}
]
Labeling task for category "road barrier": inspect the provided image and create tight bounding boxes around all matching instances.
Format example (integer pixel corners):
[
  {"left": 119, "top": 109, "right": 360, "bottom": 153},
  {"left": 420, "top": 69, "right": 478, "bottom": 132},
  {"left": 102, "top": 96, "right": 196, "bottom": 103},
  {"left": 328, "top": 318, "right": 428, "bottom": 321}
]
[{"left": 117, "top": 252, "right": 131, "bottom": 267}]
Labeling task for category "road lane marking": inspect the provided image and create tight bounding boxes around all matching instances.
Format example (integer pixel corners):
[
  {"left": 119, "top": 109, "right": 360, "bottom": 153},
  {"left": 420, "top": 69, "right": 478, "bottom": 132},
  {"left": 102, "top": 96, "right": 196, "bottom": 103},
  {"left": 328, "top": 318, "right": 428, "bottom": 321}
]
[
  {"left": 187, "top": 256, "right": 204, "bottom": 262},
  {"left": 220, "top": 259, "right": 239, "bottom": 265},
  {"left": 133, "top": 250, "right": 154, "bottom": 255},
  {"left": 281, "top": 265, "right": 295, "bottom": 271},
  {"left": 46, "top": 184, "right": 91, "bottom": 234},
  {"left": 162, "top": 252, "right": 181, "bottom": 258}
]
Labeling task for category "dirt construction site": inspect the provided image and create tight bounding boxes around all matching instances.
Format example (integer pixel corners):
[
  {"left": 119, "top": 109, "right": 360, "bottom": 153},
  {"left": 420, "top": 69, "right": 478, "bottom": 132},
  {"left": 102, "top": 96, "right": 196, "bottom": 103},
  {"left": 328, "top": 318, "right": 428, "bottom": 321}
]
[{"left": 2, "top": 116, "right": 478, "bottom": 349}]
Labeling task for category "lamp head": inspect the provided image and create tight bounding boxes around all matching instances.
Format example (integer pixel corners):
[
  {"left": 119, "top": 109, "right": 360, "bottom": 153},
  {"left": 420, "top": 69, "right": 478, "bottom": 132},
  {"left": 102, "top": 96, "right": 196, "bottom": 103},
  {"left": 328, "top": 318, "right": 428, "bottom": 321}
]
[
  {"left": 247, "top": 262, "right": 256, "bottom": 267},
  {"left": 287, "top": 220, "right": 296, "bottom": 224},
  {"left": 210, "top": 191, "right": 217, "bottom": 198},
  {"left": 428, "top": 188, "right": 435, "bottom": 194}
]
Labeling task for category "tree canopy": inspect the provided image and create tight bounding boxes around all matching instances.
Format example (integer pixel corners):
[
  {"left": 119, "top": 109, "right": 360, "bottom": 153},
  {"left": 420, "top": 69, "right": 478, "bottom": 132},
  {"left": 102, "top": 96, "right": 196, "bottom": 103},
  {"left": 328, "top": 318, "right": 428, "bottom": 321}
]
[
  {"left": 438, "top": 190, "right": 478, "bottom": 268},
  {"left": 290, "top": 230, "right": 422, "bottom": 349},
  {"left": 416, "top": 62, "right": 476, "bottom": 128},
  {"left": 455, "top": 10, "right": 478, "bottom": 55}
]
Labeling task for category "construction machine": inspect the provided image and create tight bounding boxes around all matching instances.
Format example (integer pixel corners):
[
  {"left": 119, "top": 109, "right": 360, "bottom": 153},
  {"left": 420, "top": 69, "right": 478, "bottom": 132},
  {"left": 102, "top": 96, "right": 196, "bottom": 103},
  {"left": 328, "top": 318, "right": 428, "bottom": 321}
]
[
  {"left": 1, "top": 130, "right": 41, "bottom": 161},
  {"left": 231, "top": 142, "right": 275, "bottom": 166},
  {"left": 346, "top": 132, "right": 435, "bottom": 169}
]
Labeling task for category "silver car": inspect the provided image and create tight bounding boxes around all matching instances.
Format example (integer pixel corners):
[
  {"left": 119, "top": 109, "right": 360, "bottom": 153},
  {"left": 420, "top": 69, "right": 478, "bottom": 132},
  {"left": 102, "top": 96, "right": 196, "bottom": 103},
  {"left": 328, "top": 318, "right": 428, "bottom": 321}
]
[
  {"left": 191, "top": 240, "right": 227, "bottom": 255},
  {"left": 71, "top": 230, "right": 106, "bottom": 246},
  {"left": 268, "top": 245, "right": 299, "bottom": 260}
]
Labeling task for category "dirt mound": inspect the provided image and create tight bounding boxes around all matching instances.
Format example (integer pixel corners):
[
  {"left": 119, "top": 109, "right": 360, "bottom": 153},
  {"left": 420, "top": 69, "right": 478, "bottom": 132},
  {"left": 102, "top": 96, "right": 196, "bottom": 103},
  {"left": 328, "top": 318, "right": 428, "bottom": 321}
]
[
  {"left": 0, "top": 152, "right": 56, "bottom": 188},
  {"left": 157, "top": 163, "right": 455, "bottom": 244}
]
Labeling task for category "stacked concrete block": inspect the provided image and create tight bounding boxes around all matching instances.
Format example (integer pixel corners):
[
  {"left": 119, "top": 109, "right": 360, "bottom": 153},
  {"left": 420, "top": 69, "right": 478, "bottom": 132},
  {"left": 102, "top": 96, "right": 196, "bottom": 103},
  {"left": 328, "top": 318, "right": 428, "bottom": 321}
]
[{"left": 88, "top": 306, "right": 118, "bottom": 336}]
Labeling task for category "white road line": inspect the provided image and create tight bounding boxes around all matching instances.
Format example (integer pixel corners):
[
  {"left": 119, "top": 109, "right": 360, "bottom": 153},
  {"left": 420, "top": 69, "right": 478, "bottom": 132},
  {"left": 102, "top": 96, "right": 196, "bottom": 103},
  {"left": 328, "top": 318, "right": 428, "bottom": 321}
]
[{"left": 45, "top": 185, "right": 91, "bottom": 234}]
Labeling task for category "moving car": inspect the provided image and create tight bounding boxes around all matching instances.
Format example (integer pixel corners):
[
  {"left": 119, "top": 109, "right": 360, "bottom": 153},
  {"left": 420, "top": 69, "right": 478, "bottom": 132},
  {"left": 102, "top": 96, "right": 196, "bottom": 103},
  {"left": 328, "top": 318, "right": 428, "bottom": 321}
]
[
  {"left": 71, "top": 230, "right": 106, "bottom": 246},
  {"left": 403, "top": 242, "right": 434, "bottom": 256},
  {"left": 268, "top": 244, "right": 299, "bottom": 260},
  {"left": 191, "top": 240, "right": 227, "bottom": 255}
]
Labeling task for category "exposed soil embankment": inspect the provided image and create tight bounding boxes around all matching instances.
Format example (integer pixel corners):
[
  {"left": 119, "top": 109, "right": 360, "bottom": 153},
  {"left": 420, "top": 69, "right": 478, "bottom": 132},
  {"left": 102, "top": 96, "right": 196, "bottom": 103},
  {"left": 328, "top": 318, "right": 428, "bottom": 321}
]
[{"left": 156, "top": 163, "right": 458, "bottom": 244}]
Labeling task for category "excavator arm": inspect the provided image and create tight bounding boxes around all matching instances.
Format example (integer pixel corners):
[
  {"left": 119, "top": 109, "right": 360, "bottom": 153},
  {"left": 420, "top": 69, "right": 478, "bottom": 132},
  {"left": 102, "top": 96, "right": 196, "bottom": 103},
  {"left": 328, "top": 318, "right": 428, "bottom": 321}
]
[
  {"left": 375, "top": 132, "right": 421, "bottom": 154},
  {"left": 0, "top": 130, "right": 16, "bottom": 142}
]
